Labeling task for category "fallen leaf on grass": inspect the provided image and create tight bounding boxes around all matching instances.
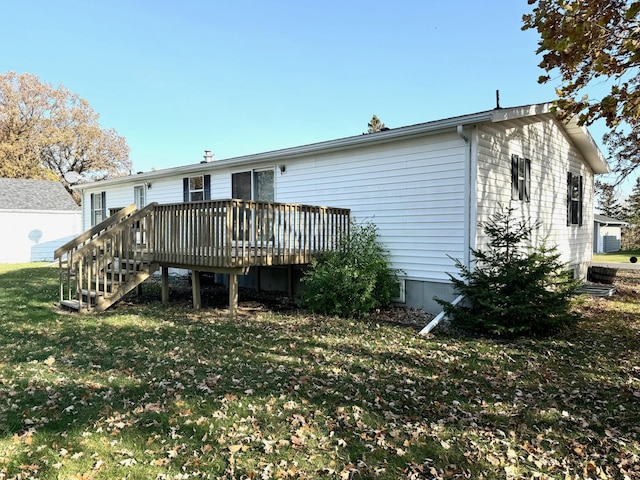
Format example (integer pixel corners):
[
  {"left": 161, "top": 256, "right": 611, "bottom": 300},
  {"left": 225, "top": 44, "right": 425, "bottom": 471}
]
[
  {"left": 228, "top": 444, "right": 250, "bottom": 453},
  {"left": 290, "top": 435, "right": 305, "bottom": 448}
]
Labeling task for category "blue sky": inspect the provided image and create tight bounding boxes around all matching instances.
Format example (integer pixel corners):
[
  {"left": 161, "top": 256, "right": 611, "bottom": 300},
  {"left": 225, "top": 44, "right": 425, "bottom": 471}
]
[{"left": 2, "top": 1, "right": 627, "bottom": 191}]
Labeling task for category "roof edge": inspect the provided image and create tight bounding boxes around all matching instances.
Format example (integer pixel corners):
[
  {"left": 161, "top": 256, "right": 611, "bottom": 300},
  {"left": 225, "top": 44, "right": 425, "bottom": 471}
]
[
  {"left": 74, "top": 109, "right": 495, "bottom": 190},
  {"left": 74, "top": 102, "right": 609, "bottom": 189},
  {"left": 564, "top": 117, "right": 610, "bottom": 174}
]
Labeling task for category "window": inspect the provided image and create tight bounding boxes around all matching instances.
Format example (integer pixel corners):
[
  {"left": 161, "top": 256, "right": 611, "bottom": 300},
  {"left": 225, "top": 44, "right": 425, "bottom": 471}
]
[
  {"left": 232, "top": 171, "right": 252, "bottom": 200},
  {"left": 511, "top": 154, "right": 530, "bottom": 202},
  {"left": 90, "top": 192, "right": 106, "bottom": 226},
  {"left": 134, "top": 185, "right": 146, "bottom": 210},
  {"left": 254, "top": 170, "right": 274, "bottom": 201},
  {"left": 183, "top": 175, "right": 211, "bottom": 202},
  {"left": 231, "top": 169, "right": 275, "bottom": 241},
  {"left": 232, "top": 169, "right": 274, "bottom": 201},
  {"left": 567, "top": 172, "right": 583, "bottom": 226}
]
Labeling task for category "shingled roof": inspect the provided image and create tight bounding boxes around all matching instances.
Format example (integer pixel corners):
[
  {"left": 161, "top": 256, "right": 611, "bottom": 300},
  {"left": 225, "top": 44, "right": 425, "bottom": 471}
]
[{"left": 0, "top": 178, "right": 80, "bottom": 211}]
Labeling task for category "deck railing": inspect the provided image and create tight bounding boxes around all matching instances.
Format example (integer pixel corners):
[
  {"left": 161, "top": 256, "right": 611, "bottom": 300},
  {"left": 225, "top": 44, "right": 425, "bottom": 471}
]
[
  {"left": 54, "top": 204, "right": 139, "bottom": 261},
  {"left": 56, "top": 203, "right": 159, "bottom": 311},
  {"left": 55, "top": 199, "right": 350, "bottom": 310},
  {"left": 152, "top": 199, "right": 351, "bottom": 268}
]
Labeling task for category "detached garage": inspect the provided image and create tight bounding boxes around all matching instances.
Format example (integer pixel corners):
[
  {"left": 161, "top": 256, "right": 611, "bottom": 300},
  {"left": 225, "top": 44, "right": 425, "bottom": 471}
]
[
  {"left": 593, "top": 214, "right": 628, "bottom": 253},
  {"left": 0, "top": 178, "right": 81, "bottom": 263}
]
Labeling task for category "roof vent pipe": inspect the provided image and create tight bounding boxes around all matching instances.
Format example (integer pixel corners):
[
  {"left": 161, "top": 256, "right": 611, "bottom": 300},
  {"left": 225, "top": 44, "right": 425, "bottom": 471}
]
[{"left": 203, "top": 150, "right": 214, "bottom": 162}]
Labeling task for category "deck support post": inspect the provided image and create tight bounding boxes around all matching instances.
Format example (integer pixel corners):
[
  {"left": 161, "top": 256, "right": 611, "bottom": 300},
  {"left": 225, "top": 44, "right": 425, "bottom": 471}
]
[
  {"left": 161, "top": 266, "right": 169, "bottom": 304},
  {"left": 229, "top": 273, "right": 238, "bottom": 318},
  {"left": 192, "top": 270, "right": 201, "bottom": 309},
  {"left": 287, "top": 264, "right": 294, "bottom": 297}
]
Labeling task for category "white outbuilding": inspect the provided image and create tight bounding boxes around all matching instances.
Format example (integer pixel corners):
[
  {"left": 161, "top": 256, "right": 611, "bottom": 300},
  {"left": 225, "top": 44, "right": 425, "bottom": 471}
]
[
  {"left": 0, "top": 178, "right": 81, "bottom": 263},
  {"left": 593, "top": 214, "right": 628, "bottom": 253}
]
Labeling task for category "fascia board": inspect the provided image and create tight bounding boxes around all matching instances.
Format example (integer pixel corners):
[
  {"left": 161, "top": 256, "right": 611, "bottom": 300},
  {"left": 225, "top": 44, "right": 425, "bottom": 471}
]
[
  {"left": 73, "top": 110, "right": 495, "bottom": 191},
  {"left": 563, "top": 118, "right": 610, "bottom": 174}
]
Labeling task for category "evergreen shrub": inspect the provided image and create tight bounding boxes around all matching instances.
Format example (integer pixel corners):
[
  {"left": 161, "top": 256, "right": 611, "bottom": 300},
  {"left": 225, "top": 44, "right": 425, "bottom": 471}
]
[
  {"left": 437, "top": 206, "right": 581, "bottom": 337},
  {"left": 301, "top": 221, "right": 399, "bottom": 318}
]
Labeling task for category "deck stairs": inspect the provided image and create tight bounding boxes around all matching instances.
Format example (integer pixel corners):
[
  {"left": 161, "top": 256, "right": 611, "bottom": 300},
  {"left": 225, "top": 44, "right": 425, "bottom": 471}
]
[
  {"left": 55, "top": 203, "right": 159, "bottom": 312},
  {"left": 54, "top": 199, "right": 351, "bottom": 313}
]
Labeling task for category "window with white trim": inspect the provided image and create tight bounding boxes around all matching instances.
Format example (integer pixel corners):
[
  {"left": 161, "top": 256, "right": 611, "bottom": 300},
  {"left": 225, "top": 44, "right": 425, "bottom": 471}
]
[
  {"left": 182, "top": 175, "right": 211, "bottom": 202},
  {"left": 567, "top": 172, "right": 583, "bottom": 225},
  {"left": 231, "top": 169, "right": 275, "bottom": 241},
  {"left": 232, "top": 169, "right": 274, "bottom": 201},
  {"left": 90, "top": 192, "right": 106, "bottom": 226},
  {"left": 134, "top": 185, "right": 146, "bottom": 210},
  {"left": 511, "top": 154, "right": 531, "bottom": 202}
]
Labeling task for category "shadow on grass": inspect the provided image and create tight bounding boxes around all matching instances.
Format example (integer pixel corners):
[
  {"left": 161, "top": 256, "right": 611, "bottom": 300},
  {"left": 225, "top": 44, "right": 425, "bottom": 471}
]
[{"left": 1, "top": 264, "right": 638, "bottom": 478}]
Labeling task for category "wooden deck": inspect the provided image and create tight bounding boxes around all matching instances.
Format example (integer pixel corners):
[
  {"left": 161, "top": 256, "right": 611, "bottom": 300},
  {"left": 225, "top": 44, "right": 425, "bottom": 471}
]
[{"left": 55, "top": 199, "right": 350, "bottom": 313}]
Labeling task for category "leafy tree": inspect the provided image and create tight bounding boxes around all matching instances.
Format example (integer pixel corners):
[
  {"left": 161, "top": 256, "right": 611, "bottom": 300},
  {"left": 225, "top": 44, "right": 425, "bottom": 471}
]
[
  {"left": 437, "top": 206, "right": 581, "bottom": 337},
  {"left": 595, "top": 181, "right": 625, "bottom": 219},
  {"left": 522, "top": 0, "right": 640, "bottom": 181},
  {"left": 0, "top": 71, "right": 130, "bottom": 195},
  {"left": 367, "top": 114, "right": 387, "bottom": 133},
  {"left": 301, "top": 221, "right": 400, "bottom": 318}
]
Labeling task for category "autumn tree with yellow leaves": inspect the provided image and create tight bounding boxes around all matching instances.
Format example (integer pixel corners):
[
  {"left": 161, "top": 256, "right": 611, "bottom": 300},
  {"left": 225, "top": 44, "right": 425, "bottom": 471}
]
[{"left": 0, "top": 71, "right": 130, "bottom": 196}]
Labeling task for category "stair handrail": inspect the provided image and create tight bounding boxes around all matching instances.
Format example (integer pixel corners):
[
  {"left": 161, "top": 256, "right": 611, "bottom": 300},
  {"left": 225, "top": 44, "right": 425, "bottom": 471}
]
[
  {"left": 72, "top": 203, "right": 158, "bottom": 261},
  {"left": 60, "top": 202, "right": 158, "bottom": 311},
  {"left": 54, "top": 204, "right": 138, "bottom": 259}
]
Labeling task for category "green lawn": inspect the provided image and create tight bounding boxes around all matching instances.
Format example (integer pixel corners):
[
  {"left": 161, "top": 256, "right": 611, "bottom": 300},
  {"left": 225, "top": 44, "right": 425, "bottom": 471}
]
[
  {"left": 0, "top": 264, "right": 638, "bottom": 479},
  {"left": 592, "top": 249, "right": 640, "bottom": 263}
]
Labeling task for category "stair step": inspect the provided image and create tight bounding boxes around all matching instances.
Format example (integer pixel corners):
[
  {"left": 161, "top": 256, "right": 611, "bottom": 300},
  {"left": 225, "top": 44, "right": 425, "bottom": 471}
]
[
  {"left": 80, "top": 289, "right": 102, "bottom": 298},
  {"left": 60, "top": 299, "right": 80, "bottom": 310}
]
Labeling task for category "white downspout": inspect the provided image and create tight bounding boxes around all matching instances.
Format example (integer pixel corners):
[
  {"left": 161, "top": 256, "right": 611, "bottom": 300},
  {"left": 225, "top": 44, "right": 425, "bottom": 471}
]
[
  {"left": 419, "top": 294, "right": 465, "bottom": 335},
  {"left": 420, "top": 125, "right": 472, "bottom": 335},
  {"left": 456, "top": 124, "right": 469, "bottom": 142}
]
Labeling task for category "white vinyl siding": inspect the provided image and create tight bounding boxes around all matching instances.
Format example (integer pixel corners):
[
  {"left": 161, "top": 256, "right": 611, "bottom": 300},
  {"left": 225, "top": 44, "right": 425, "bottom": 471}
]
[
  {"left": 78, "top": 133, "right": 468, "bottom": 282},
  {"left": 76, "top": 116, "right": 597, "bottom": 283},
  {"left": 274, "top": 133, "right": 468, "bottom": 281},
  {"left": 476, "top": 115, "right": 594, "bottom": 277}
]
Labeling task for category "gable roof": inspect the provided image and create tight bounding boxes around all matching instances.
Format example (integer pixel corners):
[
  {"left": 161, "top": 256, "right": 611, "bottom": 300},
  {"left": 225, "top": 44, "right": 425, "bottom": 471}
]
[
  {"left": 75, "top": 102, "right": 610, "bottom": 190},
  {"left": 594, "top": 214, "right": 628, "bottom": 226},
  {"left": 0, "top": 178, "right": 80, "bottom": 211}
]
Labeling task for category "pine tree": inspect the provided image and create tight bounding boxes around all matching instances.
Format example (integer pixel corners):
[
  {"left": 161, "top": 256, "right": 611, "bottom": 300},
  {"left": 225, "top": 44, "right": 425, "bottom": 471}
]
[
  {"left": 437, "top": 206, "right": 580, "bottom": 337},
  {"left": 596, "top": 182, "right": 624, "bottom": 219},
  {"left": 627, "top": 177, "right": 640, "bottom": 225},
  {"left": 367, "top": 115, "right": 387, "bottom": 133}
]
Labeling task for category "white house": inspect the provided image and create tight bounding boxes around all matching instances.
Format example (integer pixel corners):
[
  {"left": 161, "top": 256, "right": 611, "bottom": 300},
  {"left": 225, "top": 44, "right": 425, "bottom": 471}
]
[
  {"left": 71, "top": 103, "right": 609, "bottom": 314},
  {"left": 593, "top": 214, "right": 627, "bottom": 253},
  {"left": 0, "top": 178, "right": 81, "bottom": 263}
]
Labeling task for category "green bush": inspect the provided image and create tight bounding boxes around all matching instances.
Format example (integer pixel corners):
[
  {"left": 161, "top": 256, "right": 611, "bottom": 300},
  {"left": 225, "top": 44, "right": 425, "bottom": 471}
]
[
  {"left": 437, "top": 206, "right": 581, "bottom": 337},
  {"left": 301, "top": 221, "right": 400, "bottom": 318}
]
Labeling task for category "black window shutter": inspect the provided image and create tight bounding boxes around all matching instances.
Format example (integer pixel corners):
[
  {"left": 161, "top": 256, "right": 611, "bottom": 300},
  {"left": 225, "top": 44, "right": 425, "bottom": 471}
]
[
  {"left": 101, "top": 192, "right": 106, "bottom": 218},
  {"left": 567, "top": 172, "right": 572, "bottom": 226},
  {"left": 578, "top": 175, "right": 583, "bottom": 226},
  {"left": 204, "top": 174, "right": 211, "bottom": 200},
  {"left": 90, "top": 193, "right": 95, "bottom": 225},
  {"left": 511, "top": 154, "right": 519, "bottom": 201},
  {"left": 183, "top": 178, "right": 189, "bottom": 202},
  {"left": 524, "top": 158, "right": 531, "bottom": 203}
]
